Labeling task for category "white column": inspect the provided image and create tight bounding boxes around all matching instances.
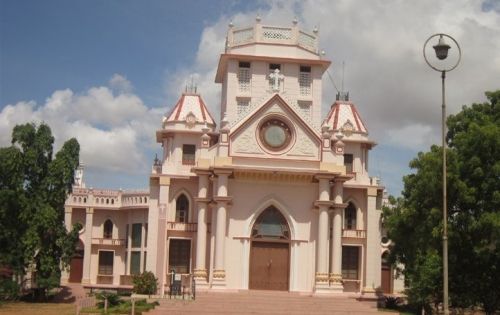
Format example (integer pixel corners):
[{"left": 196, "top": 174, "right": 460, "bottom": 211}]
[
  {"left": 314, "top": 177, "right": 331, "bottom": 291},
  {"left": 212, "top": 169, "right": 232, "bottom": 288},
  {"left": 316, "top": 206, "right": 329, "bottom": 282},
  {"left": 363, "top": 188, "right": 382, "bottom": 296},
  {"left": 194, "top": 172, "right": 210, "bottom": 287},
  {"left": 145, "top": 183, "right": 159, "bottom": 273},
  {"left": 156, "top": 178, "right": 170, "bottom": 296},
  {"left": 329, "top": 180, "right": 344, "bottom": 292},
  {"left": 61, "top": 206, "right": 73, "bottom": 285},
  {"left": 81, "top": 207, "right": 94, "bottom": 284}
]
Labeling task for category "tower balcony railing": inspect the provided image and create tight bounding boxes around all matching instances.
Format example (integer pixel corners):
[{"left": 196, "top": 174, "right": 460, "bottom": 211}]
[
  {"left": 227, "top": 23, "right": 318, "bottom": 54},
  {"left": 342, "top": 229, "right": 366, "bottom": 239},
  {"left": 91, "top": 238, "right": 126, "bottom": 246},
  {"left": 167, "top": 222, "right": 212, "bottom": 233}
]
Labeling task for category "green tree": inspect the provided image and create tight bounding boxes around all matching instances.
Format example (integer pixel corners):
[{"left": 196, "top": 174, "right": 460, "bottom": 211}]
[
  {"left": 384, "top": 90, "right": 500, "bottom": 314},
  {"left": 0, "top": 123, "right": 81, "bottom": 300}
]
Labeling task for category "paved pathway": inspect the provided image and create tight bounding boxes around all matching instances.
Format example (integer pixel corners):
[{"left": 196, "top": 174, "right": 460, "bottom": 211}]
[{"left": 148, "top": 290, "right": 384, "bottom": 315}]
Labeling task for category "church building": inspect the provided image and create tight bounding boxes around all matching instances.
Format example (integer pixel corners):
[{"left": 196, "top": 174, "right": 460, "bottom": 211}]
[{"left": 62, "top": 19, "right": 403, "bottom": 296}]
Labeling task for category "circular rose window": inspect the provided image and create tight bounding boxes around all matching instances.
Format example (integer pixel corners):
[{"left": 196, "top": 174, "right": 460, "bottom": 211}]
[{"left": 259, "top": 118, "right": 293, "bottom": 152}]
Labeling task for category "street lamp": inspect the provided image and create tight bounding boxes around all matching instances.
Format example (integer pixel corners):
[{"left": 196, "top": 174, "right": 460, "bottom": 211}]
[{"left": 423, "top": 33, "right": 461, "bottom": 315}]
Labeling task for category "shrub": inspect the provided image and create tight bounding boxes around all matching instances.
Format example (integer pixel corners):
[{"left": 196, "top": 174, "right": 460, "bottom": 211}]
[
  {"left": 384, "top": 296, "right": 403, "bottom": 309},
  {"left": 132, "top": 271, "right": 158, "bottom": 295},
  {"left": 94, "top": 290, "right": 122, "bottom": 308},
  {"left": 0, "top": 278, "right": 20, "bottom": 300}
]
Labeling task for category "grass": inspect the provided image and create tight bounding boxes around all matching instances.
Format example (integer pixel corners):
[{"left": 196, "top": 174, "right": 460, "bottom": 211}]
[
  {"left": 80, "top": 299, "right": 159, "bottom": 315},
  {"left": 0, "top": 302, "right": 75, "bottom": 315}
]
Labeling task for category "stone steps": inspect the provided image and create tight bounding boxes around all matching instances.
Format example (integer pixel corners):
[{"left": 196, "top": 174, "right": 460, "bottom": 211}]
[{"left": 147, "top": 291, "right": 382, "bottom": 315}]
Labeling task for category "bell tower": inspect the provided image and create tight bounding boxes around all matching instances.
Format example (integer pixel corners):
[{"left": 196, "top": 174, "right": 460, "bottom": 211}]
[{"left": 215, "top": 17, "right": 331, "bottom": 129}]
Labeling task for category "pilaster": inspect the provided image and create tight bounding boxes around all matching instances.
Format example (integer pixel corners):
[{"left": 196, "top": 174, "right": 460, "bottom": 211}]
[
  {"left": 61, "top": 206, "right": 73, "bottom": 285},
  {"left": 194, "top": 171, "right": 210, "bottom": 288},
  {"left": 329, "top": 180, "right": 346, "bottom": 292},
  {"left": 362, "top": 188, "right": 382, "bottom": 297},
  {"left": 314, "top": 175, "right": 335, "bottom": 293},
  {"left": 81, "top": 207, "right": 94, "bottom": 284},
  {"left": 211, "top": 168, "right": 232, "bottom": 289}
]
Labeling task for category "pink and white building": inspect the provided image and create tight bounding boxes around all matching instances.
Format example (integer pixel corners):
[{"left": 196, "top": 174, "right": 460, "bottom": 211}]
[{"left": 62, "top": 19, "right": 403, "bottom": 296}]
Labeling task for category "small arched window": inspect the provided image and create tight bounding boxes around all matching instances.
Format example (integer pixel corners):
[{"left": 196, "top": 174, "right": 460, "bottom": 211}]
[
  {"left": 175, "top": 194, "right": 189, "bottom": 223},
  {"left": 344, "top": 202, "right": 357, "bottom": 230},
  {"left": 103, "top": 219, "right": 113, "bottom": 239}
]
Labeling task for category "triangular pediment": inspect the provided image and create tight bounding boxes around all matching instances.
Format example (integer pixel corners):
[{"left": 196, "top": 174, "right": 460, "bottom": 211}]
[{"left": 229, "top": 94, "right": 321, "bottom": 161}]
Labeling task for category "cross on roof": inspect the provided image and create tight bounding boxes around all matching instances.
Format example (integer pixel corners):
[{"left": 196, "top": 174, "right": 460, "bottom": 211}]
[{"left": 269, "top": 68, "right": 284, "bottom": 92}]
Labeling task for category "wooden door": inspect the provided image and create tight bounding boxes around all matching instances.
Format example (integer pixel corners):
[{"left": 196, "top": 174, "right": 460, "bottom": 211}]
[
  {"left": 381, "top": 265, "right": 392, "bottom": 294},
  {"left": 69, "top": 256, "right": 83, "bottom": 283},
  {"left": 249, "top": 242, "right": 289, "bottom": 291}
]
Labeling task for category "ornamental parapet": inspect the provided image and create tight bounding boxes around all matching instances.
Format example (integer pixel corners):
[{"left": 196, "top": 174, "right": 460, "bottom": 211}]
[
  {"left": 66, "top": 188, "right": 149, "bottom": 209},
  {"left": 227, "top": 22, "right": 319, "bottom": 54}
]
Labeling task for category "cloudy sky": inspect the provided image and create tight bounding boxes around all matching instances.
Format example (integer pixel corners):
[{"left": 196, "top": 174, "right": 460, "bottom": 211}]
[{"left": 1, "top": 0, "right": 499, "bottom": 195}]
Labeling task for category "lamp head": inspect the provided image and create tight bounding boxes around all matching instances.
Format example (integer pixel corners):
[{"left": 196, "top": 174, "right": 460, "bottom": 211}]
[{"left": 433, "top": 35, "right": 451, "bottom": 60}]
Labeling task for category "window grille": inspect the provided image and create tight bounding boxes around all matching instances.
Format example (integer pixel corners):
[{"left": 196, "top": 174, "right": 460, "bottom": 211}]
[
  {"left": 237, "top": 99, "right": 250, "bottom": 117},
  {"left": 238, "top": 62, "right": 251, "bottom": 93},
  {"left": 299, "top": 66, "right": 311, "bottom": 96},
  {"left": 298, "top": 101, "right": 311, "bottom": 119}
]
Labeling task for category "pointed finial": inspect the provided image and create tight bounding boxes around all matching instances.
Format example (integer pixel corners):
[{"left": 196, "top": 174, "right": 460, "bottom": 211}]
[
  {"left": 256, "top": 15, "right": 261, "bottom": 23},
  {"left": 292, "top": 17, "right": 298, "bottom": 25}
]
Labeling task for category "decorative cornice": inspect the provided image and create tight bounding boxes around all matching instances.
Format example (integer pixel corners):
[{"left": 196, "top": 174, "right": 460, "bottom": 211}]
[
  {"left": 331, "top": 203, "right": 348, "bottom": 210},
  {"left": 314, "top": 200, "right": 335, "bottom": 208},
  {"left": 213, "top": 269, "right": 226, "bottom": 279},
  {"left": 315, "top": 272, "right": 329, "bottom": 283},
  {"left": 214, "top": 196, "right": 233, "bottom": 203},
  {"left": 194, "top": 197, "right": 211, "bottom": 203},
  {"left": 329, "top": 273, "right": 343, "bottom": 283}
]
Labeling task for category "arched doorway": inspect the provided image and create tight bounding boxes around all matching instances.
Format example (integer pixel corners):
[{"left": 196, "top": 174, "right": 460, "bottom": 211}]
[
  {"left": 69, "top": 240, "right": 84, "bottom": 283},
  {"left": 249, "top": 206, "right": 290, "bottom": 291},
  {"left": 381, "top": 251, "right": 392, "bottom": 294}
]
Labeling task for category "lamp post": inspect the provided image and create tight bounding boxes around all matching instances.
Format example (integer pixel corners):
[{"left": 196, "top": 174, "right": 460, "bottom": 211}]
[{"left": 423, "top": 33, "right": 461, "bottom": 315}]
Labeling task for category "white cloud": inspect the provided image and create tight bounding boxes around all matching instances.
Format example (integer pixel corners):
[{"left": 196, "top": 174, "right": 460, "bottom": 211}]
[
  {"left": 0, "top": 82, "right": 161, "bottom": 176},
  {"left": 109, "top": 74, "right": 133, "bottom": 93},
  {"left": 159, "top": 0, "right": 499, "bottom": 195},
  {"left": 164, "top": 0, "right": 499, "bottom": 146},
  {"left": 384, "top": 123, "right": 437, "bottom": 151}
]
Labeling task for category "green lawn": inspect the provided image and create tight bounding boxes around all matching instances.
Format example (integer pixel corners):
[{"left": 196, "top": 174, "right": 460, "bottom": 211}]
[{"left": 0, "top": 302, "right": 75, "bottom": 315}]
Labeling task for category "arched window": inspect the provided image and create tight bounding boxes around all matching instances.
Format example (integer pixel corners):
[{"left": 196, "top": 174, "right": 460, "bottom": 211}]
[
  {"left": 251, "top": 206, "right": 289, "bottom": 240},
  {"left": 344, "top": 202, "right": 357, "bottom": 230},
  {"left": 175, "top": 194, "right": 189, "bottom": 223},
  {"left": 103, "top": 219, "right": 113, "bottom": 239}
]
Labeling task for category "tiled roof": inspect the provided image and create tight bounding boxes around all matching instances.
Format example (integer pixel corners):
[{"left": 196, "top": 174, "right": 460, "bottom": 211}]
[{"left": 324, "top": 101, "right": 368, "bottom": 134}]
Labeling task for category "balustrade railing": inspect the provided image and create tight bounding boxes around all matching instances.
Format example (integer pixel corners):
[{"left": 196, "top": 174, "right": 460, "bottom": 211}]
[
  {"left": 227, "top": 24, "right": 318, "bottom": 54},
  {"left": 91, "top": 238, "right": 126, "bottom": 246},
  {"left": 342, "top": 229, "right": 366, "bottom": 238},
  {"left": 167, "top": 222, "right": 198, "bottom": 232},
  {"left": 66, "top": 189, "right": 149, "bottom": 208}
]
